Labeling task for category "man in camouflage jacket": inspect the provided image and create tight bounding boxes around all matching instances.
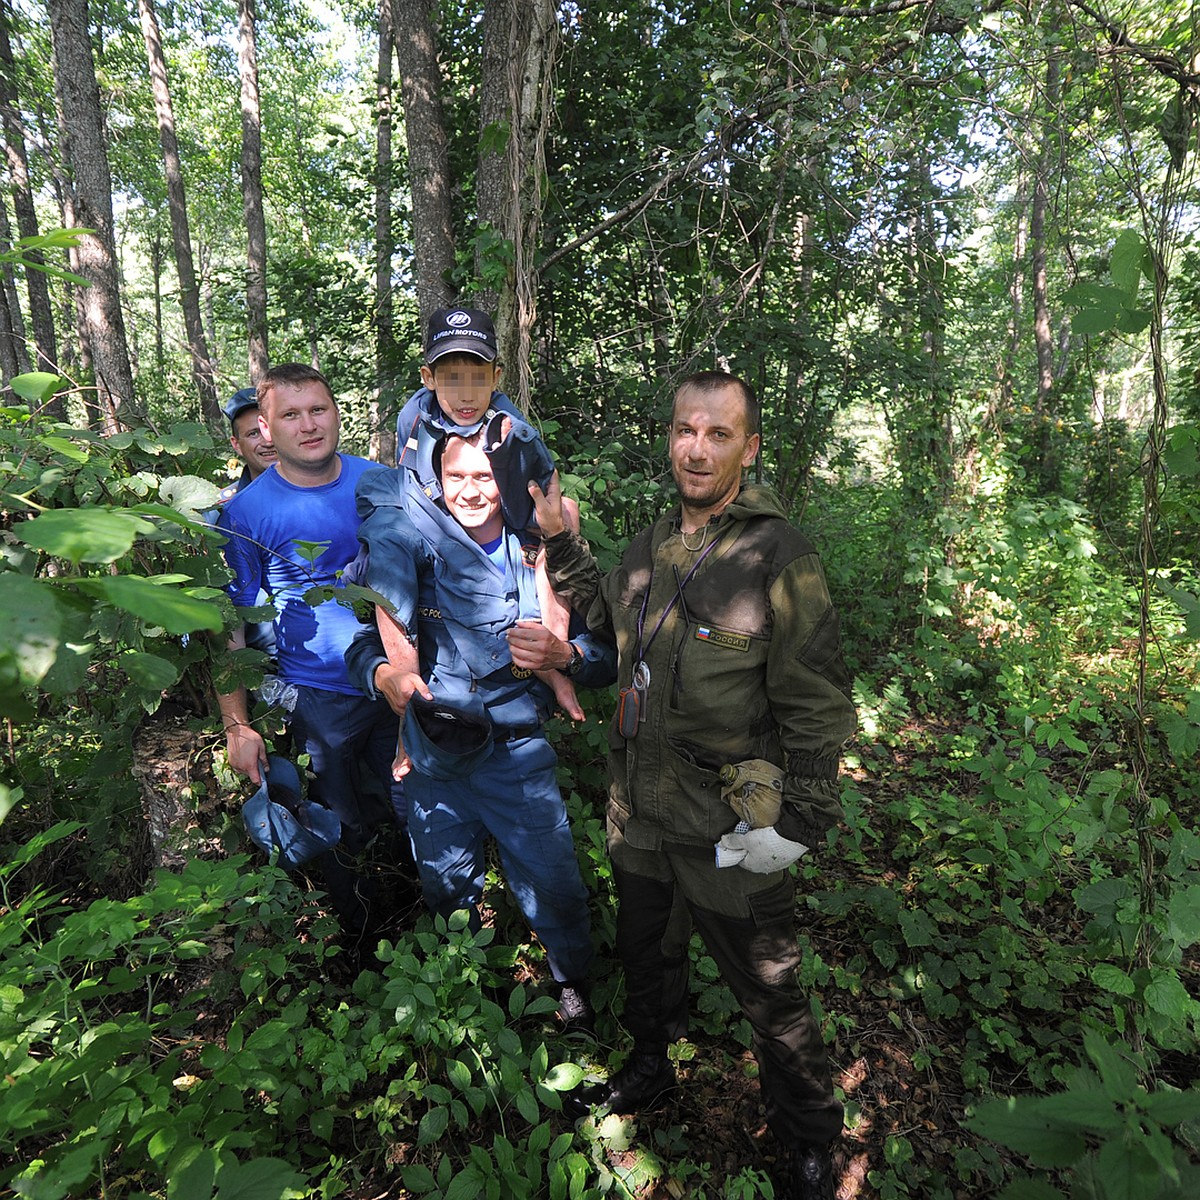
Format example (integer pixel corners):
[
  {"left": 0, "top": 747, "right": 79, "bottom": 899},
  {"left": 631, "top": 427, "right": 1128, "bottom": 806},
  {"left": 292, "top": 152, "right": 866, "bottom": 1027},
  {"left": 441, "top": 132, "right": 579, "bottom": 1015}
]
[{"left": 533, "top": 370, "right": 856, "bottom": 1200}]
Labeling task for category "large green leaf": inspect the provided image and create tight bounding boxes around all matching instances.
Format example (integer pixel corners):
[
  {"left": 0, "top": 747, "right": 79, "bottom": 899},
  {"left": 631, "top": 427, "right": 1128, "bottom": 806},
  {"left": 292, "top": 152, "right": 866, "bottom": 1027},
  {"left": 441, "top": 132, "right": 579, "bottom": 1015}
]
[
  {"left": 1074, "top": 877, "right": 1132, "bottom": 916},
  {"left": 542, "top": 1062, "right": 585, "bottom": 1091},
  {"left": 1110, "top": 228, "right": 1149, "bottom": 296},
  {"left": 1140, "top": 1087, "right": 1200, "bottom": 1125},
  {"left": 0, "top": 573, "right": 63, "bottom": 705},
  {"left": 121, "top": 651, "right": 181, "bottom": 690},
  {"left": 1083, "top": 1029, "right": 1139, "bottom": 1100},
  {"left": 1167, "top": 884, "right": 1200, "bottom": 948},
  {"left": 76, "top": 575, "right": 224, "bottom": 635},
  {"left": 18, "top": 508, "right": 154, "bottom": 565},
  {"left": 168, "top": 1146, "right": 217, "bottom": 1200},
  {"left": 996, "top": 1178, "right": 1066, "bottom": 1200},
  {"left": 10, "top": 372, "right": 65, "bottom": 404},
  {"left": 1142, "top": 970, "right": 1193, "bottom": 1022},
  {"left": 159, "top": 475, "right": 223, "bottom": 519},
  {"left": 1036, "top": 1090, "right": 1121, "bottom": 1133},
  {"left": 966, "top": 1097, "right": 1087, "bottom": 1167},
  {"left": 39, "top": 435, "right": 91, "bottom": 464},
  {"left": 1091, "top": 963, "right": 1136, "bottom": 997},
  {"left": 213, "top": 1156, "right": 304, "bottom": 1200}
]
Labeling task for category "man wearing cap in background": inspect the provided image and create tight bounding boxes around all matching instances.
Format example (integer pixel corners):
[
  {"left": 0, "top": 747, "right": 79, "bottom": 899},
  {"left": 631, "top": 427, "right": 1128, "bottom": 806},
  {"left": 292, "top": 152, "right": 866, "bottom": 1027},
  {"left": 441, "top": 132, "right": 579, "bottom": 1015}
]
[
  {"left": 212, "top": 387, "right": 278, "bottom": 662},
  {"left": 346, "top": 430, "right": 616, "bottom": 1031},
  {"left": 217, "top": 386, "right": 277, "bottom": 503}
]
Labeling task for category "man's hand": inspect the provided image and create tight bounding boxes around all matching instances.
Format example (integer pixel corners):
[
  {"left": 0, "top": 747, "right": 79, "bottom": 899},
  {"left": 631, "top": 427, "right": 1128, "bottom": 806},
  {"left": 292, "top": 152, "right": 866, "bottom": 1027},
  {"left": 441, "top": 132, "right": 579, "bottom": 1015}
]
[
  {"left": 715, "top": 826, "right": 810, "bottom": 873},
  {"left": 392, "top": 733, "right": 413, "bottom": 781},
  {"left": 528, "top": 470, "right": 567, "bottom": 538},
  {"left": 507, "top": 619, "right": 572, "bottom": 672},
  {"left": 374, "top": 663, "right": 433, "bottom": 716},
  {"left": 226, "top": 722, "right": 268, "bottom": 785}
]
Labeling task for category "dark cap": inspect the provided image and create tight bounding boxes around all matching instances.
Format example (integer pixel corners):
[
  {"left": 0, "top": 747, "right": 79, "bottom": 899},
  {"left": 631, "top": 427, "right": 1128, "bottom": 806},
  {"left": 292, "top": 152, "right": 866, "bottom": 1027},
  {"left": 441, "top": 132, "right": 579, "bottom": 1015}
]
[
  {"left": 425, "top": 308, "right": 498, "bottom": 364},
  {"left": 403, "top": 690, "right": 494, "bottom": 780},
  {"left": 224, "top": 387, "right": 258, "bottom": 424}
]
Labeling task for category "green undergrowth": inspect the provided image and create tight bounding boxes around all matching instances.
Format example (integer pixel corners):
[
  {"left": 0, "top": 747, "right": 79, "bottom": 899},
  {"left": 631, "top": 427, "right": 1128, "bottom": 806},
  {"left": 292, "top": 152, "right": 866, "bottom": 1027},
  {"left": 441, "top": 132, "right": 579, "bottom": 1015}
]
[
  {"left": 0, "top": 823, "right": 600, "bottom": 1200},
  {"left": 5, "top": 400, "right": 1200, "bottom": 1196}
]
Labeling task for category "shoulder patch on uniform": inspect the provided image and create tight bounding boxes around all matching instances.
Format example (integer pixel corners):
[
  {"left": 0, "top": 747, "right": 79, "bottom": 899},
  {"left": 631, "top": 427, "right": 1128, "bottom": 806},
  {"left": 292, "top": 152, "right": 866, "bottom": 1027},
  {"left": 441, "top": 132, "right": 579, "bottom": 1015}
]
[
  {"left": 521, "top": 544, "right": 539, "bottom": 568},
  {"left": 694, "top": 625, "right": 751, "bottom": 652}
]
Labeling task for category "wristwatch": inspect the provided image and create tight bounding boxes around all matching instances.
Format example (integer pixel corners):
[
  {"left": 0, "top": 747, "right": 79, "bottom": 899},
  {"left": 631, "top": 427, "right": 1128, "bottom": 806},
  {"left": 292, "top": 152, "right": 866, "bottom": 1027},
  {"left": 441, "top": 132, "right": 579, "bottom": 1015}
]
[{"left": 564, "top": 641, "right": 584, "bottom": 676}]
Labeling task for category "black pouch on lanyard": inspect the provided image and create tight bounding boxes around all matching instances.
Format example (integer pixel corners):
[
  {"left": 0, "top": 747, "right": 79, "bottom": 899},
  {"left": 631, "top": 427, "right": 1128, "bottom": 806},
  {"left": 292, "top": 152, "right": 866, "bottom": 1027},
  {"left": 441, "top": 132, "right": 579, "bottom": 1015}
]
[{"left": 617, "top": 685, "right": 641, "bottom": 739}]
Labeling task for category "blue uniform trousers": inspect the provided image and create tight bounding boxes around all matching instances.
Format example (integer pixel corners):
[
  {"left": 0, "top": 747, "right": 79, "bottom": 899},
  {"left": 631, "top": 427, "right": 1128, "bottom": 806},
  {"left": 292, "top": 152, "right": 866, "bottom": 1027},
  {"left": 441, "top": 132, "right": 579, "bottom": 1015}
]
[
  {"left": 402, "top": 734, "right": 594, "bottom": 984},
  {"left": 289, "top": 685, "right": 407, "bottom": 935}
]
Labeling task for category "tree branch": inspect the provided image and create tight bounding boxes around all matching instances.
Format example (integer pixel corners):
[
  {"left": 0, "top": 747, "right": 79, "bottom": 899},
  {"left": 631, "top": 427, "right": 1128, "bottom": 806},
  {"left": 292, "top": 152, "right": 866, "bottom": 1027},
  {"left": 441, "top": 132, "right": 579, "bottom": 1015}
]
[
  {"left": 1068, "top": 0, "right": 1200, "bottom": 90},
  {"left": 539, "top": 114, "right": 754, "bottom": 272}
]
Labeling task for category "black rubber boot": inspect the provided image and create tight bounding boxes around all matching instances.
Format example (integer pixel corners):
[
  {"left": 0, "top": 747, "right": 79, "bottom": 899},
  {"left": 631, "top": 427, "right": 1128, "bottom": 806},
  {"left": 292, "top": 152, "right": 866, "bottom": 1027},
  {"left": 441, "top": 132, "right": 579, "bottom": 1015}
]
[
  {"left": 562, "top": 1042, "right": 677, "bottom": 1120},
  {"left": 598, "top": 1043, "right": 677, "bottom": 1113},
  {"left": 780, "top": 1145, "right": 836, "bottom": 1200}
]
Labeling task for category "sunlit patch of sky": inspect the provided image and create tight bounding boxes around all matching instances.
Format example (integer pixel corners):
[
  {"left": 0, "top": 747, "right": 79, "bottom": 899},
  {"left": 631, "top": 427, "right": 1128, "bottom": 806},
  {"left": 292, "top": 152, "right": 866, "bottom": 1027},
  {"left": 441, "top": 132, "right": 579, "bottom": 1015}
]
[{"left": 308, "top": 0, "right": 369, "bottom": 73}]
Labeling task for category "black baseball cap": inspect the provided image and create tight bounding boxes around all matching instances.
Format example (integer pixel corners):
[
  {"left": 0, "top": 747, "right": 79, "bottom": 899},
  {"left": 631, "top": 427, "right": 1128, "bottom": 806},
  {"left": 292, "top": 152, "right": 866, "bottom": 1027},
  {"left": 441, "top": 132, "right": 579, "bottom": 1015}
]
[{"left": 425, "top": 308, "right": 498, "bottom": 364}]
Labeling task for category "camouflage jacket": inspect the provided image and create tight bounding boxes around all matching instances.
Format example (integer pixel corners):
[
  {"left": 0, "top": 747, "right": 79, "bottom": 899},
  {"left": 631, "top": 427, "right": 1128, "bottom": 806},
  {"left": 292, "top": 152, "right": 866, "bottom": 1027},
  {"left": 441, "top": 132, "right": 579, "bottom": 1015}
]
[{"left": 544, "top": 484, "right": 856, "bottom": 851}]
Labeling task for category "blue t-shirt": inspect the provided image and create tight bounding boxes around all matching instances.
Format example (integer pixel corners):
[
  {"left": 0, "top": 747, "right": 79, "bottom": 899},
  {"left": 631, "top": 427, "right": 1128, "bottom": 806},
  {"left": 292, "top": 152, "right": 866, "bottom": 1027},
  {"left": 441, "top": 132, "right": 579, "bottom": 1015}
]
[{"left": 219, "top": 455, "right": 378, "bottom": 695}]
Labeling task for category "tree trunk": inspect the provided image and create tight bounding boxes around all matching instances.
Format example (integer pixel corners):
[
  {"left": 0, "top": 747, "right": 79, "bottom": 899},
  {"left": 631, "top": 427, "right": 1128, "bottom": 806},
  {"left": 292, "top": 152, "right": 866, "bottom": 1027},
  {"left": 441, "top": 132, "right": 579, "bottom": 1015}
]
[
  {"left": 372, "top": 0, "right": 398, "bottom": 464},
  {"left": 47, "top": 0, "right": 136, "bottom": 432},
  {"left": 390, "top": 0, "right": 454, "bottom": 326},
  {"left": 1030, "top": 146, "right": 1053, "bottom": 413},
  {"left": 0, "top": 190, "right": 30, "bottom": 377},
  {"left": 238, "top": 0, "right": 268, "bottom": 380},
  {"left": 1029, "top": 52, "right": 1060, "bottom": 488},
  {"left": 149, "top": 224, "right": 165, "bottom": 374},
  {"left": 0, "top": 249, "right": 20, "bottom": 381},
  {"left": 38, "top": 89, "right": 85, "bottom": 379},
  {"left": 0, "top": 2, "right": 59, "bottom": 401},
  {"left": 200, "top": 241, "right": 217, "bottom": 356},
  {"left": 137, "top": 0, "right": 220, "bottom": 426},
  {"left": 476, "top": 0, "right": 558, "bottom": 410},
  {"left": 998, "top": 169, "right": 1028, "bottom": 422},
  {"left": 476, "top": 0, "right": 519, "bottom": 322}
]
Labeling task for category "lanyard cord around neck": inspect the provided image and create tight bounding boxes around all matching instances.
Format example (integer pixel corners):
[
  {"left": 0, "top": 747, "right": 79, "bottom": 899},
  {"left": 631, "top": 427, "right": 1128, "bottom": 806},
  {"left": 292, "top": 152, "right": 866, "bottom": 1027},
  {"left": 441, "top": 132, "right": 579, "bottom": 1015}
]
[{"left": 634, "top": 531, "right": 724, "bottom": 662}]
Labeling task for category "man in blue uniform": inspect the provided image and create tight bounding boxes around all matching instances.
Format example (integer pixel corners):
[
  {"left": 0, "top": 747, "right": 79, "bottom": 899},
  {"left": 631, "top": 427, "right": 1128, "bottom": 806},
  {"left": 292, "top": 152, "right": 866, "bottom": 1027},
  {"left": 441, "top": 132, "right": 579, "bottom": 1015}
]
[
  {"left": 346, "top": 432, "right": 615, "bottom": 1028},
  {"left": 392, "top": 306, "right": 582, "bottom": 719},
  {"left": 215, "top": 363, "right": 407, "bottom": 941}
]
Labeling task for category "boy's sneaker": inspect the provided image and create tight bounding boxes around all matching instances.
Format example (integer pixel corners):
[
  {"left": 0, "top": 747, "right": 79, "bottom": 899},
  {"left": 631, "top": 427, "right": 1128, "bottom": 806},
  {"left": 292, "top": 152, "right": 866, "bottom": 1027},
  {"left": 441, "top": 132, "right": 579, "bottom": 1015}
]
[{"left": 556, "top": 981, "right": 595, "bottom": 1035}]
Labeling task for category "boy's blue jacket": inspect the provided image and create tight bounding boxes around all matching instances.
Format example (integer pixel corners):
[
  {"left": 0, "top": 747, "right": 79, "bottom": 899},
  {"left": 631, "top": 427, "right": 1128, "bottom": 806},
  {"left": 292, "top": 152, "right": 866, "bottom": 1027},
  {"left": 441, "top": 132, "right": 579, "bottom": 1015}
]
[
  {"left": 346, "top": 464, "right": 615, "bottom": 733},
  {"left": 394, "top": 386, "right": 554, "bottom": 532}
]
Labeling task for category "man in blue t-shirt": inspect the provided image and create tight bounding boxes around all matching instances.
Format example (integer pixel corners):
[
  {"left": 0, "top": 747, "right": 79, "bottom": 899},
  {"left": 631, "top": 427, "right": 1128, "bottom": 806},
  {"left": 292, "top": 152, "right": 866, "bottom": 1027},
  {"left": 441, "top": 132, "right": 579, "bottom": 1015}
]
[{"left": 216, "top": 363, "right": 407, "bottom": 941}]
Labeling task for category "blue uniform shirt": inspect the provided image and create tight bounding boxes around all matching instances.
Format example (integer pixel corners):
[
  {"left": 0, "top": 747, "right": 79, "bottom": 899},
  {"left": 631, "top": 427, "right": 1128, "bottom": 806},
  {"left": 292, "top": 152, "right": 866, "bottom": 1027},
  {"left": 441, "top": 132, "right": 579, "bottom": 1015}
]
[
  {"left": 349, "top": 465, "right": 614, "bottom": 730},
  {"left": 219, "top": 455, "right": 378, "bottom": 695}
]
